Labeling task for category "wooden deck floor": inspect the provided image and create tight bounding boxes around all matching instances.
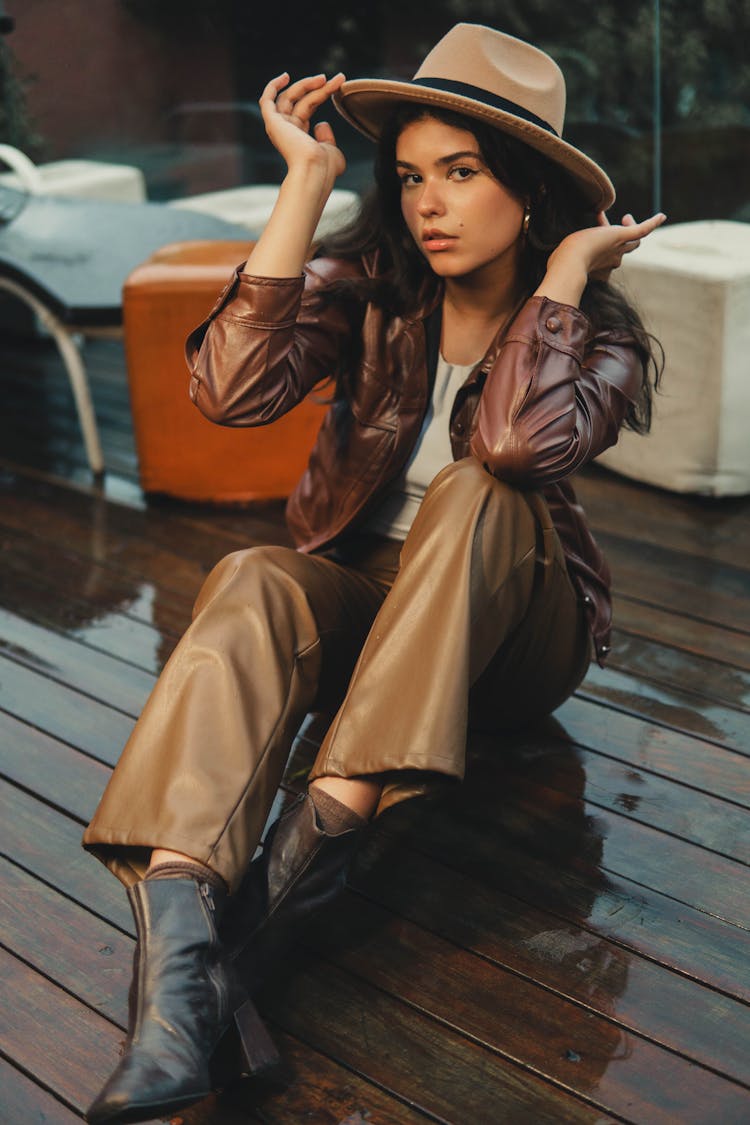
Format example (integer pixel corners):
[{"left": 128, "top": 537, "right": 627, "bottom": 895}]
[{"left": 1, "top": 334, "right": 749, "bottom": 1123}]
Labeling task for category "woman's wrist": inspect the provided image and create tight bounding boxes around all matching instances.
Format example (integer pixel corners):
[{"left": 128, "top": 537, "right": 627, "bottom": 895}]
[
  {"left": 244, "top": 166, "right": 331, "bottom": 278},
  {"left": 532, "top": 260, "right": 588, "bottom": 308},
  {"left": 281, "top": 159, "right": 335, "bottom": 211}
]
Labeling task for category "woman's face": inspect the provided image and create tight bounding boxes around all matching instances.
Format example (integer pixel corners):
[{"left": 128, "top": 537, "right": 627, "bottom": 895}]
[{"left": 396, "top": 116, "right": 526, "bottom": 283}]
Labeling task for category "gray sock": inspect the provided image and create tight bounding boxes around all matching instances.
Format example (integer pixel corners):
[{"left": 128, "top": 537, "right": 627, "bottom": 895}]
[
  {"left": 145, "top": 860, "right": 226, "bottom": 892},
  {"left": 308, "top": 787, "right": 368, "bottom": 835}
]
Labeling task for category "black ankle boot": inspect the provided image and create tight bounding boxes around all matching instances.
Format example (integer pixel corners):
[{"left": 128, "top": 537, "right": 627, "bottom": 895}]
[
  {"left": 85, "top": 876, "right": 278, "bottom": 1125},
  {"left": 222, "top": 792, "right": 365, "bottom": 996}
]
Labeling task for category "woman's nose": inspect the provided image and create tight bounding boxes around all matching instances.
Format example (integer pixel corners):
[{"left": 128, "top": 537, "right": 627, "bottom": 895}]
[{"left": 416, "top": 181, "right": 445, "bottom": 217}]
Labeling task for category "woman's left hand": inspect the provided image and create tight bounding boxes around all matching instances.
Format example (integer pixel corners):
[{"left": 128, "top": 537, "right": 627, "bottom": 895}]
[
  {"left": 554, "top": 211, "right": 667, "bottom": 285},
  {"left": 534, "top": 211, "right": 666, "bottom": 306}
]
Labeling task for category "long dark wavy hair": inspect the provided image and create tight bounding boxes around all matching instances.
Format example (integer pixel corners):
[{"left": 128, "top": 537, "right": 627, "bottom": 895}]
[{"left": 317, "top": 104, "right": 661, "bottom": 433}]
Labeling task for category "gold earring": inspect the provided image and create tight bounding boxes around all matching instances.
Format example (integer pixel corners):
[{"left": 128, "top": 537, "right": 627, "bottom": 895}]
[{"left": 522, "top": 204, "right": 531, "bottom": 235}]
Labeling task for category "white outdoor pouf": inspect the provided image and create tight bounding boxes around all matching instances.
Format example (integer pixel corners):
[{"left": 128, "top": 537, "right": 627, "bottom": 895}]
[
  {"left": 170, "top": 184, "right": 359, "bottom": 241},
  {"left": 0, "top": 153, "right": 146, "bottom": 203},
  {"left": 597, "top": 220, "right": 750, "bottom": 496}
]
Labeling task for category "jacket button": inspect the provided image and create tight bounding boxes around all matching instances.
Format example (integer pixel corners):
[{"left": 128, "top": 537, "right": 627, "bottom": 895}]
[
  {"left": 583, "top": 595, "right": 592, "bottom": 605},
  {"left": 546, "top": 316, "right": 562, "bottom": 333},
  {"left": 600, "top": 644, "right": 611, "bottom": 655},
  {"left": 454, "top": 421, "right": 464, "bottom": 434}
]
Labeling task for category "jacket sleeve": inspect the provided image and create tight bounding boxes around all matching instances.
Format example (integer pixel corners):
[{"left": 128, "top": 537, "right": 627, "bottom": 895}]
[
  {"left": 186, "top": 257, "right": 363, "bottom": 426},
  {"left": 470, "top": 295, "right": 645, "bottom": 488}
]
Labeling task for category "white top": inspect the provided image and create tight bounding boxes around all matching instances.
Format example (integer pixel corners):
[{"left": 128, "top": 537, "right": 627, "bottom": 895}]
[{"left": 364, "top": 354, "right": 477, "bottom": 541}]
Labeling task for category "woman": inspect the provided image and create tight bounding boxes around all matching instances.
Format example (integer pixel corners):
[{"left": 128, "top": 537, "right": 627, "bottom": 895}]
[{"left": 84, "top": 23, "right": 664, "bottom": 1125}]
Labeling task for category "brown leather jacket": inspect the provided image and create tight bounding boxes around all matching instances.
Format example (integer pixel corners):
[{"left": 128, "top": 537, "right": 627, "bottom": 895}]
[{"left": 187, "top": 252, "right": 645, "bottom": 664}]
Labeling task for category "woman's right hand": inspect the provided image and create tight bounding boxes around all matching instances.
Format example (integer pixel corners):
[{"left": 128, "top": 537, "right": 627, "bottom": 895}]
[{"left": 259, "top": 72, "right": 347, "bottom": 184}]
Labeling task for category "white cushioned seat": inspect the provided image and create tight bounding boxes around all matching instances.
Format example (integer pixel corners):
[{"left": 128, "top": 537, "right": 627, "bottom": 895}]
[
  {"left": 0, "top": 155, "right": 146, "bottom": 203},
  {"left": 169, "top": 184, "right": 358, "bottom": 240},
  {"left": 598, "top": 220, "right": 750, "bottom": 496}
]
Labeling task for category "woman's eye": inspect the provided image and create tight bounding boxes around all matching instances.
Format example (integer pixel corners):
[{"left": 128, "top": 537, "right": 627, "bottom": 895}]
[
  {"left": 450, "top": 166, "right": 477, "bottom": 181},
  {"left": 399, "top": 173, "right": 421, "bottom": 187}
]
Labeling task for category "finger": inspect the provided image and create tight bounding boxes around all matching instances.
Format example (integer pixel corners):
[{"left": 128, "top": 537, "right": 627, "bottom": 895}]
[
  {"left": 283, "top": 73, "right": 346, "bottom": 121},
  {"left": 621, "top": 239, "right": 642, "bottom": 256},
  {"left": 596, "top": 211, "right": 610, "bottom": 228},
  {"left": 631, "top": 212, "right": 666, "bottom": 237},
  {"left": 313, "top": 120, "right": 337, "bottom": 146},
  {"left": 260, "top": 72, "right": 291, "bottom": 105},
  {"left": 277, "top": 73, "right": 330, "bottom": 114},
  {"left": 621, "top": 213, "right": 636, "bottom": 226}
]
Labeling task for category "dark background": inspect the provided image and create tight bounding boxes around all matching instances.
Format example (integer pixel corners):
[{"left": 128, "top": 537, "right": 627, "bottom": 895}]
[{"left": 2, "top": 0, "right": 749, "bottom": 221}]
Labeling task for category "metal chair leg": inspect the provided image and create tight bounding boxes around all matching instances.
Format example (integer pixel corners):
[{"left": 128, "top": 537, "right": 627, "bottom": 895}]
[{"left": 0, "top": 277, "right": 105, "bottom": 474}]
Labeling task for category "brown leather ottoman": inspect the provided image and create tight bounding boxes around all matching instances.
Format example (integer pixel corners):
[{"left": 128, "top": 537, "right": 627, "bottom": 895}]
[{"left": 123, "top": 240, "right": 328, "bottom": 501}]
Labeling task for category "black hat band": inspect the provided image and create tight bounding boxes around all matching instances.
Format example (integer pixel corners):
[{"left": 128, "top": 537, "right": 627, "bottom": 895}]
[{"left": 412, "top": 77, "right": 559, "bottom": 137}]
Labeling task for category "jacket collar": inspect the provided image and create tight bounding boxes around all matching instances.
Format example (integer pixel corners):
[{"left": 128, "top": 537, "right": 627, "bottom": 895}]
[{"left": 364, "top": 248, "right": 527, "bottom": 377}]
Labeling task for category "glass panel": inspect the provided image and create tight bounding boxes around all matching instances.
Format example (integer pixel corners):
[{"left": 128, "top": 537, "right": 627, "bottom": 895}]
[{"left": 1, "top": 1, "right": 747, "bottom": 219}]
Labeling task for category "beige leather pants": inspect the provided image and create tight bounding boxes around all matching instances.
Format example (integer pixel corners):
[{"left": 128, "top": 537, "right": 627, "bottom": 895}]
[{"left": 84, "top": 459, "right": 590, "bottom": 890}]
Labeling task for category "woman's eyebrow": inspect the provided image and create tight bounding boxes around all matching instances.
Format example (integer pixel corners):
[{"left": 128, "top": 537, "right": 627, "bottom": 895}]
[{"left": 396, "top": 150, "right": 483, "bottom": 170}]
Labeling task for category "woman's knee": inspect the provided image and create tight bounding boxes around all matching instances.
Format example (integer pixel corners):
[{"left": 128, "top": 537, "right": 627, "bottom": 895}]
[
  {"left": 192, "top": 545, "right": 303, "bottom": 620},
  {"left": 424, "top": 457, "right": 527, "bottom": 511},
  {"left": 411, "top": 458, "right": 536, "bottom": 558}
]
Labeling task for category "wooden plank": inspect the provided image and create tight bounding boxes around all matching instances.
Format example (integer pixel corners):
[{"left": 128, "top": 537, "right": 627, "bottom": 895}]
[
  {"left": 446, "top": 765, "right": 750, "bottom": 927},
  {"left": 594, "top": 530, "right": 750, "bottom": 634},
  {"left": 0, "top": 947, "right": 126, "bottom": 1115},
  {"left": 200, "top": 1032, "right": 437, "bottom": 1124},
  {"left": 286, "top": 741, "right": 750, "bottom": 998},
  {"left": 554, "top": 696, "right": 750, "bottom": 805},
  {"left": 0, "top": 607, "right": 155, "bottom": 718},
  {"left": 484, "top": 735, "right": 750, "bottom": 863},
  {"left": 303, "top": 893, "right": 750, "bottom": 1123},
  {"left": 0, "top": 711, "right": 111, "bottom": 825},
  {"left": 612, "top": 597, "right": 750, "bottom": 672},
  {"left": 0, "top": 561, "right": 176, "bottom": 675},
  {"left": 577, "top": 467, "right": 750, "bottom": 572},
  {"left": 0, "top": 1054, "right": 82, "bottom": 1124},
  {"left": 374, "top": 795, "right": 750, "bottom": 999},
  {"left": 0, "top": 463, "right": 291, "bottom": 572},
  {"left": 580, "top": 662, "right": 750, "bottom": 753},
  {"left": 0, "top": 653, "right": 134, "bottom": 764},
  {"left": 0, "top": 780, "right": 132, "bottom": 933},
  {"left": 0, "top": 525, "right": 190, "bottom": 652},
  {"left": 0, "top": 481, "right": 221, "bottom": 599},
  {"left": 607, "top": 629, "right": 750, "bottom": 713},
  {"left": 265, "top": 952, "right": 608, "bottom": 1124},
  {"left": 352, "top": 845, "right": 750, "bottom": 1088},
  {"left": 0, "top": 857, "right": 132, "bottom": 1025}
]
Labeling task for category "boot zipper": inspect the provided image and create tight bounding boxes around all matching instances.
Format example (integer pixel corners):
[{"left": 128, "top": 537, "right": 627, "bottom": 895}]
[
  {"left": 198, "top": 882, "right": 230, "bottom": 1022},
  {"left": 199, "top": 880, "right": 216, "bottom": 916},
  {"left": 131, "top": 887, "right": 148, "bottom": 1045}
]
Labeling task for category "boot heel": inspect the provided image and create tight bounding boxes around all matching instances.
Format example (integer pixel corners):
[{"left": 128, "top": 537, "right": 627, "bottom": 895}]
[{"left": 234, "top": 998, "right": 281, "bottom": 1078}]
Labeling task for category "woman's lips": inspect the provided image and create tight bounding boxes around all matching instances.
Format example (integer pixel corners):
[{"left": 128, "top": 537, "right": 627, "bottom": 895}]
[{"left": 422, "top": 231, "right": 456, "bottom": 251}]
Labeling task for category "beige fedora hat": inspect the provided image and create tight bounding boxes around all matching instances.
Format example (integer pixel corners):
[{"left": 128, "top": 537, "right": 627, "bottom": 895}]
[{"left": 333, "top": 23, "right": 615, "bottom": 210}]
